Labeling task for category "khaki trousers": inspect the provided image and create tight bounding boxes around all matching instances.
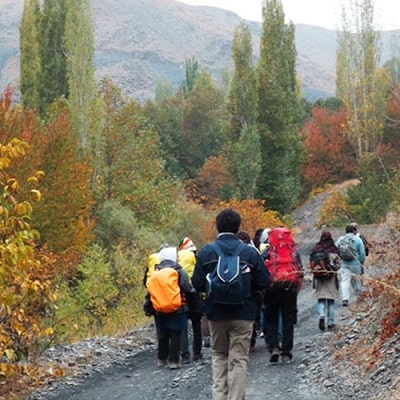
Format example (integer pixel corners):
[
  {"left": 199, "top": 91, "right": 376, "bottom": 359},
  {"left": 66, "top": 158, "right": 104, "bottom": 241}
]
[{"left": 209, "top": 319, "right": 253, "bottom": 400}]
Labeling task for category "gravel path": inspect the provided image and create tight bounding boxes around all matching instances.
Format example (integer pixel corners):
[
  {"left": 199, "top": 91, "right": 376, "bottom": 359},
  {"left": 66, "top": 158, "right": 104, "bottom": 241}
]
[{"left": 28, "top": 279, "right": 348, "bottom": 400}]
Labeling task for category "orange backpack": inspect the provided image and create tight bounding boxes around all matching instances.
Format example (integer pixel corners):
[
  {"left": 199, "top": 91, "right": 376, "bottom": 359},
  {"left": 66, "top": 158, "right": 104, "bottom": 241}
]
[{"left": 147, "top": 267, "right": 182, "bottom": 313}]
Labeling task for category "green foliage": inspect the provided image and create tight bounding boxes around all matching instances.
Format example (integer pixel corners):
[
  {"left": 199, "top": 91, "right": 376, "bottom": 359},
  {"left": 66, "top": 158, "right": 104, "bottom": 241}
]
[
  {"left": 94, "top": 199, "right": 140, "bottom": 249},
  {"left": 180, "top": 70, "right": 227, "bottom": 178},
  {"left": 20, "top": 0, "right": 41, "bottom": 111},
  {"left": 65, "top": 0, "right": 96, "bottom": 158},
  {"left": 56, "top": 243, "right": 149, "bottom": 341},
  {"left": 39, "top": 0, "right": 69, "bottom": 116},
  {"left": 346, "top": 152, "right": 394, "bottom": 224},
  {"left": 256, "top": 0, "right": 302, "bottom": 213},
  {"left": 232, "top": 126, "right": 262, "bottom": 199}
]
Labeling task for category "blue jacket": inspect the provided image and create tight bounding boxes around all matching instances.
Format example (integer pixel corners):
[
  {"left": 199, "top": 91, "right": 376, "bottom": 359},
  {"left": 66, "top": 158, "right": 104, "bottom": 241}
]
[
  {"left": 335, "top": 233, "right": 366, "bottom": 271},
  {"left": 191, "top": 233, "right": 269, "bottom": 321}
]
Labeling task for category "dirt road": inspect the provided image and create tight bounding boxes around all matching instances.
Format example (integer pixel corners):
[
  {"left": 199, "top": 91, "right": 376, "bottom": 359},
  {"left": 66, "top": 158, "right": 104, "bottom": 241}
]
[{"left": 34, "top": 279, "right": 346, "bottom": 400}]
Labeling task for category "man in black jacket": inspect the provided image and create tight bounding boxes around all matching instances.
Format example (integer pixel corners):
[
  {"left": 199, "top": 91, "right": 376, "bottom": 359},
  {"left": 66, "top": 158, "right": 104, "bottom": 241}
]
[{"left": 192, "top": 208, "right": 269, "bottom": 400}]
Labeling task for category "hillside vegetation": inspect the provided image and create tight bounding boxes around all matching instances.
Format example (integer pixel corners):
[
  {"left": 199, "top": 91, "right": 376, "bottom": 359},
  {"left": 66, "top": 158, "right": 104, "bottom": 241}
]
[
  {"left": 1, "top": 0, "right": 400, "bottom": 398},
  {"left": 0, "top": 0, "right": 399, "bottom": 102}
]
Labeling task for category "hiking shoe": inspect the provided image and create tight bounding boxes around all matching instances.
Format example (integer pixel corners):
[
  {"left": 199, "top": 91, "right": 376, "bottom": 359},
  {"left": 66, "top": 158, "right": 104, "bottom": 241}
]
[
  {"left": 342, "top": 300, "right": 349, "bottom": 307},
  {"left": 319, "top": 317, "right": 325, "bottom": 331},
  {"left": 281, "top": 354, "right": 292, "bottom": 364},
  {"left": 169, "top": 362, "right": 181, "bottom": 370},
  {"left": 193, "top": 352, "right": 203, "bottom": 361},
  {"left": 249, "top": 345, "right": 256, "bottom": 353},
  {"left": 181, "top": 353, "right": 191, "bottom": 364},
  {"left": 203, "top": 337, "right": 211, "bottom": 348},
  {"left": 328, "top": 324, "right": 336, "bottom": 330},
  {"left": 157, "top": 359, "right": 167, "bottom": 367},
  {"left": 269, "top": 349, "right": 280, "bottom": 363}
]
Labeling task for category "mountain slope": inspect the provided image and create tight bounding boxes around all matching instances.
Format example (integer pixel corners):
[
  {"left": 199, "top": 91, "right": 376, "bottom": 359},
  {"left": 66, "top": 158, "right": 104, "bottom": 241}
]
[{"left": 0, "top": 0, "right": 398, "bottom": 103}]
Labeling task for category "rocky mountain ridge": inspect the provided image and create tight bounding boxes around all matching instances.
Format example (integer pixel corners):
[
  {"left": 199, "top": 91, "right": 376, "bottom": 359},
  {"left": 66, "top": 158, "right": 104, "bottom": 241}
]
[{"left": 0, "top": 1, "right": 399, "bottom": 102}]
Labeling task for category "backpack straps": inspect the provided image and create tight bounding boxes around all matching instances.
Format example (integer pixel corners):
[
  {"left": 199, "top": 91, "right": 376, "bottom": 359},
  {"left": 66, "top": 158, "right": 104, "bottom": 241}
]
[{"left": 211, "top": 241, "right": 246, "bottom": 258}]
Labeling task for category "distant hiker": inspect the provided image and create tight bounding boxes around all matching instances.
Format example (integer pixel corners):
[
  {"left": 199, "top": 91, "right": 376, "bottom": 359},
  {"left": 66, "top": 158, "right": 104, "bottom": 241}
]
[
  {"left": 238, "top": 230, "right": 262, "bottom": 352},
  {"left": 178, "top": 237, "right": 203, "bottom": 362},
  {"left": 252, "top": 228, "right": 265, "bottom": 251},
  {"left": 147, "top": 246, "right": 194, "bottom": 369},
  {"left": 350, "top": 222, "right": 370, "bottom": 274},
  {"left": 263, "top": 227, "right": 303, "bottom": 364},
  {"left": 310, "top": 231, "right": 341, "bottom": 331},
  {"left": 335, "top": 225, "right": 366, "bottom": 307},
  {"left": 192, "top": 208, "right": 269, "bottom": 400}
]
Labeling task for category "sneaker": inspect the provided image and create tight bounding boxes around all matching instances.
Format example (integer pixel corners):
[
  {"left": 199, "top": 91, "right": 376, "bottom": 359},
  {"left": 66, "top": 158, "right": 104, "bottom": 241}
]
[
  {"left": 193, "top": 352, "right": 203, "bottom": 361},
  {"left": 327, "top": 324, "right": 336, "bottom": 330},
  {"left": 342, "top": 300, "right": 349, "bottom": 307},
  {"left": 169, "top": 362, "right": 181, "bottom": 370},
  {"left": 157, "top": 359, "right": 167, "bottom": 367},
  {"left": 269, "top": 348, "right": 280, "bottom": 363},
  {"left": 319, "top": 317, "right": 325, "bottom": 331},
  {"left": 281, "top": 354, "right": 293, "bottom": 364}
]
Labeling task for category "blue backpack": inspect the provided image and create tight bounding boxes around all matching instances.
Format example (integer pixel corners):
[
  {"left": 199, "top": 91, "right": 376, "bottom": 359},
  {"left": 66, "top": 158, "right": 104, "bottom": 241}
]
[{"left": 206, "top": 242, "right": 246, "bottom": 305}]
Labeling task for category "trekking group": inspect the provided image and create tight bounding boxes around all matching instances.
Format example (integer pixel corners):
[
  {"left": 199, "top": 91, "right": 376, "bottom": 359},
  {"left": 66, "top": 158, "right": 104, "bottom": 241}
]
[{"left": 143, "top": 208, "right": 369, "bottom": 400}]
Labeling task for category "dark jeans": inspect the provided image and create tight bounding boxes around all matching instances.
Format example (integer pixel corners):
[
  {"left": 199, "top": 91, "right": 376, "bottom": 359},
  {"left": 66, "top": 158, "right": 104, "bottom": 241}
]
[
  {"left": 264, "top": 284, "right": 298, "bottom": 356},
  {"left": 158, "top": 329, "right": 181, "bottom": 363},
  {"left": 181, "top": 312, "right": 203, "bottom": 355}
]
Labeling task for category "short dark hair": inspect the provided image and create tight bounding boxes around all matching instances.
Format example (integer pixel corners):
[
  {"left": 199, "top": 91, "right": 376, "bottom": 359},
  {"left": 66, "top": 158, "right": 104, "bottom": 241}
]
[
  {"left": 345, "top": 224, "right": 356, "bottom": 234},
  {"left": 216, "top": 208, "right": 241, "bottom": 234}
]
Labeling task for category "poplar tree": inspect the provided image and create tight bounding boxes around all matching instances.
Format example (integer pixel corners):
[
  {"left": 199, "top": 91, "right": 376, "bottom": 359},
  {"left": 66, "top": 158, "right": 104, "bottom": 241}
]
[
  {"left": 39, "top": 0, "right": 68, "bottom": 116},
  {"left": 65, "top": 0, "right": 96, "bottom": 157},
  {"left": 19, "top": 0, "right": 41, "bottom": 111},
  {"left": 256, "top": 0, "right": 302, "bottom": 213},
  {"left": 226, "top": 22, "right": 261, "bottom": 199},
  {"left": 336, "top": 0, "right": 387, "bottom": 157}
]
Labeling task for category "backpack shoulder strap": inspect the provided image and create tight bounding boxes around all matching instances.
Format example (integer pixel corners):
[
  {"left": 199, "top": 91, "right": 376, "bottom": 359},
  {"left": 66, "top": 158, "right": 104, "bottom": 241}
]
[{"left": 211, "top": 241, "right": 245, "bottom": 257}]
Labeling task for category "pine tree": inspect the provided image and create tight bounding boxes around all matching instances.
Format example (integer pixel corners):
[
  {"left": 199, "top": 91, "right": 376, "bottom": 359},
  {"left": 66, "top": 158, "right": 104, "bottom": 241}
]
[
  {"left": 19, "top": 0, "right": 41, "bottom": 111},
  {"left": 256, "top": 0, "right": 302, "bottom": 213}
]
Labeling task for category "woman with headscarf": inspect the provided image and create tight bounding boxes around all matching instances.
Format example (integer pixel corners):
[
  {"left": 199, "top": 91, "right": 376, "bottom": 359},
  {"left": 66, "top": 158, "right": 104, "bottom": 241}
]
[{"left": 310, "top": 230, "right": 341, "bottom": 331}]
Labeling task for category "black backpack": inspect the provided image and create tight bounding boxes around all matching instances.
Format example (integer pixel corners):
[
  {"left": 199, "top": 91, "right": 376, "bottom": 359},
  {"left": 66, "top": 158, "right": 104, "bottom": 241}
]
[
  {"left": 309, "top": 250, "right": 332, "bottom": 279},
  {"left": 206, "top": 242, "right": 246, "bottom": 305}
]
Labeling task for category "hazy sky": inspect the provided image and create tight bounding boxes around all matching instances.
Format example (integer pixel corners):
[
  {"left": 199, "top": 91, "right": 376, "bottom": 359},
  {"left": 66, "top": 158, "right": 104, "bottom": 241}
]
[{"left": 177, "top": 0, "right": 399, "bottom": 30}]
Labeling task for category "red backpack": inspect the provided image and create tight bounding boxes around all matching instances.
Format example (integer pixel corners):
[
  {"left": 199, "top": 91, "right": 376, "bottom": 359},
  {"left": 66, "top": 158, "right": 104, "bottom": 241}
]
[{"left": 264, "top": 227, "right": 302, "bottom": 288}]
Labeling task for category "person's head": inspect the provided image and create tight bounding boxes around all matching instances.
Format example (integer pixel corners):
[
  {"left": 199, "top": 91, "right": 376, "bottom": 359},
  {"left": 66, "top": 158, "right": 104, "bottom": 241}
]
[
  {"left": 260, "top": 228, "right": 271, "bottom": 244},
  {"left": 216, "top": 208, "right": 241, "bottom": 234},
  {"left": 350, "top": 222, "right": 358, "bottom": 232},
  {"left": 158, "top": 246, "right": 177, "bottom": 262},
  {"left": 178, "top": 237, "right": 197, "bottom": 252},
  {"left": 320, "top": 230, "right": 333, "bottom": 242},
  {"left": 238, "top": 231, "right": 251, "bottom": 244},
  {"left": 345, "top": 224, "right": 357, "bottom": 234}
]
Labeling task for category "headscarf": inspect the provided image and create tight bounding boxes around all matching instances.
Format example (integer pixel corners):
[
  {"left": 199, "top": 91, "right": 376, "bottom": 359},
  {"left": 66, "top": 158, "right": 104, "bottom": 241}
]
[{"left": 311, "top": 231, "right": 339, "bottom": 255}]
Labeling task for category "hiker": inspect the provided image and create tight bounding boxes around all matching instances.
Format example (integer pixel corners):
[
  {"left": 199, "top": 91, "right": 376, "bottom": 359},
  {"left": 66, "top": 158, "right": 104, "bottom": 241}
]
[
  {"left": 238, "top": 230, "right": 262, "bottom": 352},
  {"left": 310, "top": 230, "right": 341, "bottom": 331},
  {"left": 147, "top": 246, "right": 194, "bottom": 369},
  {"left": 192, "top": 208, "right": 269, "bottom": 400},
  {"left": 178, "top": 237, "right": 203, "bottom": 362},
  {"left": 263, "top": 227, "right": 303, "bottom": 364},
  {"left": 335, "top": 225, "right": 366, "bottom": 306},
  {"left": 350, "top": 222, "right": 370, "bottom": 274}
]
